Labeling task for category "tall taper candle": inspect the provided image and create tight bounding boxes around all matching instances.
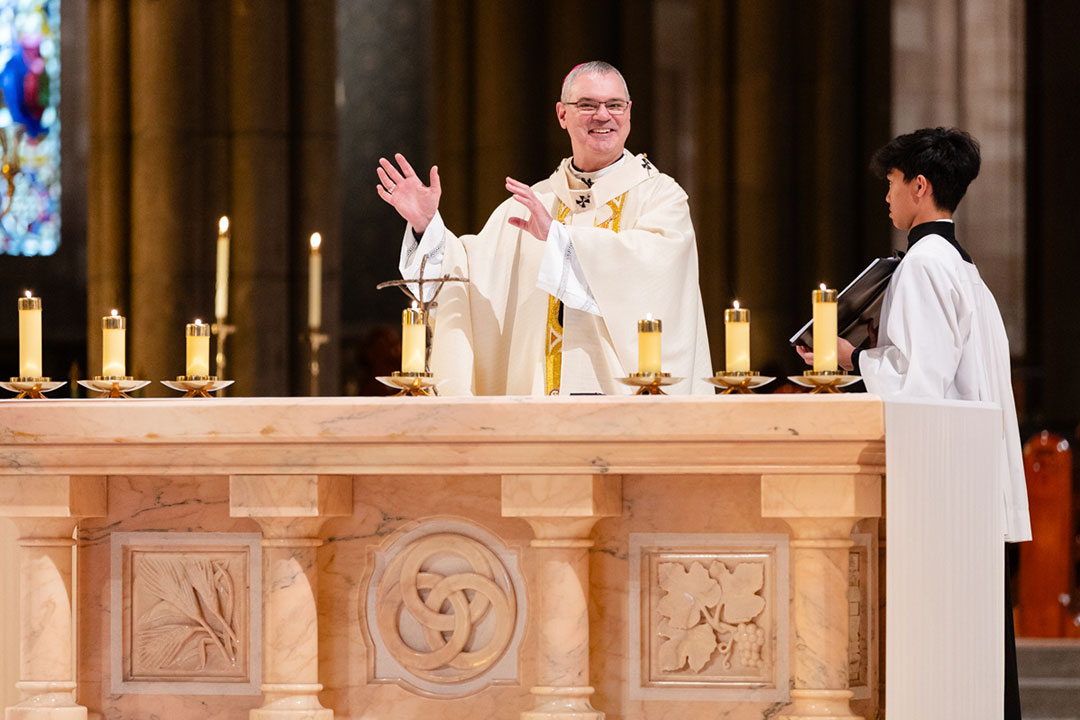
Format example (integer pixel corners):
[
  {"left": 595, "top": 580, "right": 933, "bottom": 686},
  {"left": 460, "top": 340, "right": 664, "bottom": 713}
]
[
  {"left": 215, "top": 216, "right": 230, "bottom": 321},
  {"left": 17, "top": 291, "right": 42, "bottom": 378},
  {"left": 812, "top": 284, "right": 838, "bottom": 372},
  {"left": 102, "top": 310, "right": 126, "bottom": 377},
  {"left": 724, "top": 301, "right": 750, "bottom": 372},
  {"left": 308, "top": 232, "right": 322, "bottom": 329},
  {"left": 637, "top": 315, "right": 662, "bottom": 374},
  {"left": 401, "top": 305, "right": 426, "bottom": 373},
  {"left": 186, "top": 319, "right": 211, "bottom": 378}
]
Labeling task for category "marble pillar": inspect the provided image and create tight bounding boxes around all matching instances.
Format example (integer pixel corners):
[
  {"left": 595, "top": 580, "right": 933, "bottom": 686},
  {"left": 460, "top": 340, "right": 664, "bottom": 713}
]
[
  {"left": 0, "top": 519, "right": 17, "bottom": 712},
  {"left": 229, "top": 475, "right": 351, "bottom": 720},
  {"left": 0, "top": 476, "right": 106, "bottom": 720},
  {"left": 501, "top": 474, "right": 622, "bottom": 720},
  {"left": 761, "top": 474, "right": 881, "bottom": 720}
]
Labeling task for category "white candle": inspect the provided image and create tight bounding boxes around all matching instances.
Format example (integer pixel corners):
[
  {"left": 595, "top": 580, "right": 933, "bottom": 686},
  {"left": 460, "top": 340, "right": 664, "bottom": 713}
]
[
  {"left": 17, "top": 291, "right": 42, "bottom": 379},
  {"left": 724, "top": 301, "right": 750, "bottom": 373},
  {"left": 186, "top": 319, "right": 211, "bottom": 378},
  {"left": 102, "top": 310, "right": 126, "bottom": 378},
  {"left": 215, "top": 216, "right": 230, "bottom": 321},
  {"left": 812, "top": 284, "right": 838, "bottom": 372},
  {"left": 308, "top": 233, "right": 322, "bottom": 330},
  {"left": 637, "top": 315, "right": 662, "bottom": 374},
  {"left": 401, "top": 305, "right": 426, "bottom": 373}
]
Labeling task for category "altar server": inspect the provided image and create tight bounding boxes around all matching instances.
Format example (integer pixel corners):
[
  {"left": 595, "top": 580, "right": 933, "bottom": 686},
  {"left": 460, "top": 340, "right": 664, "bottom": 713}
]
[
  {"left": 376, "top": 61, "right": 712, "bottom": 396},
  {"left": 800, "top": 127, "right": 1030, "bottom": 719}
]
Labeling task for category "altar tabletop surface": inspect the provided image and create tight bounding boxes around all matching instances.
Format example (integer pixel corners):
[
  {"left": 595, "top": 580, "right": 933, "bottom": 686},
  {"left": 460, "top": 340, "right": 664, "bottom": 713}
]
[{"left": 0, "top": 394, "right": 886, "bottom": 476}]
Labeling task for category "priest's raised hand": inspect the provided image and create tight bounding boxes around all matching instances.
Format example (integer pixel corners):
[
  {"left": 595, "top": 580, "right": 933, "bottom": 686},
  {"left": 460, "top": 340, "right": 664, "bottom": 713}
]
[{"left": 376, "top": 153, "right": 441, "bottom": 233}]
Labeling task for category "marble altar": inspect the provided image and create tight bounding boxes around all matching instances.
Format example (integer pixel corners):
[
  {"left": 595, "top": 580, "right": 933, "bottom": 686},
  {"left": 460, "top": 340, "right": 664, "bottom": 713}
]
[{"left": 0, "top": 394, "right": 984, "bottom": 719}]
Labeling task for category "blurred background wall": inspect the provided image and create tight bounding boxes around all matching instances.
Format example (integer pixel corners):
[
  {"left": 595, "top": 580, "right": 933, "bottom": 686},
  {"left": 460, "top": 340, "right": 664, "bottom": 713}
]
[{"left": 0, "top": 0, "right": 1074, "bottom": 428}]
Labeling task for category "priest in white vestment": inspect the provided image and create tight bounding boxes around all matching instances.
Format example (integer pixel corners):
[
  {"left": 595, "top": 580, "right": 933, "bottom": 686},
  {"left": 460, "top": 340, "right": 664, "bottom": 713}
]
[
  {"left": 799, "top": 127, "right": 1030, "bottom": 720},
  {"left": 376, "top": 61, "right": 712, "bottom": 396}
]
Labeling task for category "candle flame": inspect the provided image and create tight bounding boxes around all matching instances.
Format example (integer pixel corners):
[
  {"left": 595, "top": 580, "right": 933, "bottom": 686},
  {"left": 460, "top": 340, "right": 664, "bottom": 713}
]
[
  {"left": 111, "top": 309, "right": 119, "bottom": 317},
  {"left": 219, "top": 216, "right": 230, "bottom": 234},
  {"left": 819, "top": 282, "right": 827, "bottom": 291},
  {"left": 310, "top": 232, "right": 322, "bottom": 251},
  {"left": 24, "top": 290, "right": 31, "bottom": 299},
  {"left": 411, "top": 300, "right": 419, "bottom": 309},
  {"left": 645, "top": 312, "right": 653, "bottom": 321},
  {"left": 194, "top": 318, "right": 203, "bottom": 326},
  {"left": 733, "top": 300, "right": 740, "bottom": 310}
]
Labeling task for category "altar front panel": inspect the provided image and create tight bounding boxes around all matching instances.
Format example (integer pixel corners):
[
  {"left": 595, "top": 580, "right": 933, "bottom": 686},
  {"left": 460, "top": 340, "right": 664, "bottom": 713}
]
[{"left": 0, "top": 396, "right": 886, "bottom": 720}]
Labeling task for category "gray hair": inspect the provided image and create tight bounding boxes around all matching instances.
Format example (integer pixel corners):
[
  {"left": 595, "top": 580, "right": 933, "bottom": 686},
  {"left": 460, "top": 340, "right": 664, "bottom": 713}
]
[{"left": 560, "top": 61, "right": 631, "bottom": 102}]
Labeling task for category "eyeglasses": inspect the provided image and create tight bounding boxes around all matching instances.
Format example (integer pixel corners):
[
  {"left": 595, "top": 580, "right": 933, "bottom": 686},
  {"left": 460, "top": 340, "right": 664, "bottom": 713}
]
[{"left": 564, "top": 99, "right": 629, "bottom": 115}]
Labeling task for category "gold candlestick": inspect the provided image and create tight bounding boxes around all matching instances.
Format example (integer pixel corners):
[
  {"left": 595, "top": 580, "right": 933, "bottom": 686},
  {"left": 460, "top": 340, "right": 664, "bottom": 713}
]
[
  {"left": 706, "top": 371, "right": 774, "bottom": 394},
  {"left": 212, "top": 320, "right": 236, "bottom": 395},
  {"left": 160, "top": 377, "right": 235, "bottom": 398},
  {"left": 1, "top": 378, "right": 66, "bottom": 399},
  {"left": 307, "top": 328, "right": 329, "bottom": 396},
  {"left": 376, "top": 371, "right": 437, "bottom": 397}
]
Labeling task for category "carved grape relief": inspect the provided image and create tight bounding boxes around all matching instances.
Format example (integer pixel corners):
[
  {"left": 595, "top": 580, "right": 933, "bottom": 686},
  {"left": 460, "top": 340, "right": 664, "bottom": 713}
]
[{"left": 655, "top": 559, "right": 768, "bottom": 675}]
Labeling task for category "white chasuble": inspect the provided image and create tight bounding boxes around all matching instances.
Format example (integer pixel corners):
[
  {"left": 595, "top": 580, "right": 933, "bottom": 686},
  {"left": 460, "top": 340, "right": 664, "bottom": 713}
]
[
  {"left": 859, "top": 231, "right": 1031, "bottom": 542},
  {"left": 420, "top": 152, "right": 712, "bottom": 396}
]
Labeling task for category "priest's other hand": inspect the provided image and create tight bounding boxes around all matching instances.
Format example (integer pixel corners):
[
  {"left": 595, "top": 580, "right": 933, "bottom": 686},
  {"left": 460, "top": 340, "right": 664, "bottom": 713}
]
[
  {"left": 795, "top": 344, "right": 814, "bottom": 366},
  {"left": 796, "top": 339, "right": 856, "bottom": 371},
  {"left": 376, "top": 153, "right": 441, "bottom": 233},
  {"left": 505, "top": 177, "right": 553, "bottom": 241}
]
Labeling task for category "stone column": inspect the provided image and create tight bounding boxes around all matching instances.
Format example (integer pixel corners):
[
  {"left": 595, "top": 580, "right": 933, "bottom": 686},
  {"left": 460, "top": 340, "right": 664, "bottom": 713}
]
[
  {"left": 229, "top": 475, "right": 351, "bottom": 720},
  {"left": 87, "top": 0, "right": 131, "bottom": 376},
  {"left": 228, "top": 0, "right": 291, "bottom": 397},
  {"left": 501, "top": 474, "right": 621, "bottom": 720},
  {"left": 0, "top": 476, "right": 106, "bottom": 720},
  {"left": 761, "top": 474, "right": 881, "bottom": 720}
]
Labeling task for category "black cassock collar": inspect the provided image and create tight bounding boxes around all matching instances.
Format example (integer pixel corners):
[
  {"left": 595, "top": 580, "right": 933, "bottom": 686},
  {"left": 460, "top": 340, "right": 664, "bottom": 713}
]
[{"left": 906, "top": 221, "right": 973, "bottom": 265}]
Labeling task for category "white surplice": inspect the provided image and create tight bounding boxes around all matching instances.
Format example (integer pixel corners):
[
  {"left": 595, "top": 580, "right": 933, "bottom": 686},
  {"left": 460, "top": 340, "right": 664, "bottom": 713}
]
[
  {"left": 399, "top": 151, "right": 712, "bottom": 396},
  {"left": 858, "top": 227, "right": 1032, "bottom": 542}
]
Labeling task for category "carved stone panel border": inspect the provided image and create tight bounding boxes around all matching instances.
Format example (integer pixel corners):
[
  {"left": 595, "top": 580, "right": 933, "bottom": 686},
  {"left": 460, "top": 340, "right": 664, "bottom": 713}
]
[
  {"left": 364, "top": 518, "right": 526, "bottom": 697},
  {"left": 110, "top": 532, "right": 262, "bottom": 696},
  {"left": 629, "top": 533, "right": 790, "bottom": 703},
  {"left": 849, "top": 532, "right": 876, "bottom": 700}
]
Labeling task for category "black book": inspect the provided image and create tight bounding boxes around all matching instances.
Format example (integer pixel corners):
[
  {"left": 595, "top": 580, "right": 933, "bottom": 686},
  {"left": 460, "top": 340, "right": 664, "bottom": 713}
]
[{"left": 789, "top": 255, "right": 902, "bottom": 349}]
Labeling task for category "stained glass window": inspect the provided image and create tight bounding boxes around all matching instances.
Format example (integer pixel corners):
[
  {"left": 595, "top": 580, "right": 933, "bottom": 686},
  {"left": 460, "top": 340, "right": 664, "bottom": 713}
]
[{"left": 0, "top": 0, "right": 59, "bottom": 256}]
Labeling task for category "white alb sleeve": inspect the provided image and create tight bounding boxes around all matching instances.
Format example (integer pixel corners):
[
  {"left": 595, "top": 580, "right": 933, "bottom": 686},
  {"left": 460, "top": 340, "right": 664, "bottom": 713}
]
[
  {"left": 536, "top": 221, "right": 601, "bottom": 316},
  {"left": 398, "top": 211, "right": 447, "bottom": 301}
]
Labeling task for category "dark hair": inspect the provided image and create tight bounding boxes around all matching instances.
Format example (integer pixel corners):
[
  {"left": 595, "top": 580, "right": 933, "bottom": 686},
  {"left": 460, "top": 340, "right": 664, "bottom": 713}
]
[{"left": 869, "top": 127, "right": 981, "bottom": 212}]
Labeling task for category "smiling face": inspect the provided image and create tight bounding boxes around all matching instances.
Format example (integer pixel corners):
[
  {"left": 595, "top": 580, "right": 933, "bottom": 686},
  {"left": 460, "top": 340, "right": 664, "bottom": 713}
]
[{"left": 556, "top": 72, "right": 631, "bottom": 172}]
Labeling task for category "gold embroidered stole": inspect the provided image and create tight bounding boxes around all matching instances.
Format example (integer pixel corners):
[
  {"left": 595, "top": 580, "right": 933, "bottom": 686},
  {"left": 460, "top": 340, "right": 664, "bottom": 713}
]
[{"left": 543, "top": 192, "right": 627, "bottom": 395}]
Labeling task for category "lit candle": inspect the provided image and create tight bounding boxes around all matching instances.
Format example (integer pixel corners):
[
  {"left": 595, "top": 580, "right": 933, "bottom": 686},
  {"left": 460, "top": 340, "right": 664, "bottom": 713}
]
[
  {"left": 401, "top": 304, "right": 426, "bottom": 373},
  {"left": 308, "top": 232, "right": 322, "bottom": 330},
  {"left": 637, "top": 315, "right": 662, "bottom": 374},
  {"left": 186, "top": 319, "right": 211, "bottom": 378},
  {"left": 102, "top": 309, "right": 126, "bottom": 378},
  {"left": 17, "top": 291, "right": 42, "bottom": 379},
  {"left": 812, "top": 284, "right": 839, "bottom": 372},
  {"left": 724, "top": 301, "right": 750, "bottom": 372},
  {"left": 215, "top": 216, "right": 230, "bottom": 321}
]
